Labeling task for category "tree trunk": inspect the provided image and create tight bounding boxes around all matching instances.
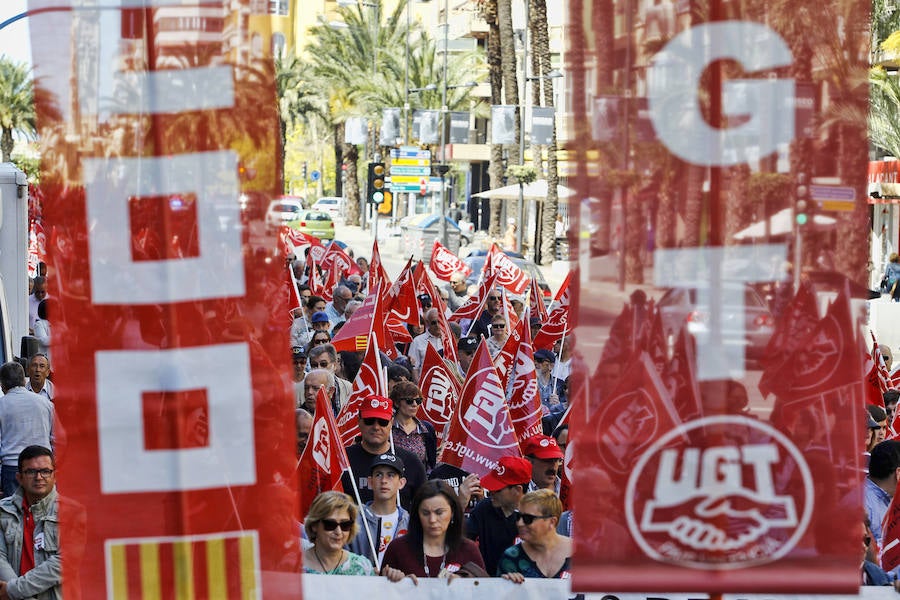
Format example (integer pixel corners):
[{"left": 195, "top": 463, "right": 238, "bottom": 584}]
[
  {"left": 0, "top": 128, "right": 13, "bottom": 164},
  {"left": 624, "top": 186, "right": 644, "bottom": 283},
  {"left": 593, "top": 0, "right": 614, "bottom": 252},
  {"left": 485, "top": 0, "right": 504, "bottom": 236},
  {"left": 683, "top": 164, "right": 704, "bottom": 247},
  {"left": 334, "top": 122, "right": 344, "bottom": 199},
  {"left": 656, "top": 160, "right": 679, "bottom": 249},
  {"left": 497, "top": 0, "right": 520, "bottom": 160},
  {"left": 531, "top": 0, "right": 558, "bottom": 265},
  {"left": 343, "top": 142, "right": 361, "bottom": 226}
]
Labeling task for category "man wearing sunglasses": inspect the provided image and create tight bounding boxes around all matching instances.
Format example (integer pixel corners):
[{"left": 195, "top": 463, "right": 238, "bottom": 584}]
[
  {"left": 469, "top": 288, "right": 504, "bottom": 341},
  {"left": 408, "top": 308, "right": 443, "bottom": 381},
  {"left": 465, "top": 456, "right": 532, "bottom": 575},
  {"left": 341, "top": 396, "right": 425, "bottom": 513},
  {"left": 306, "top": 345, "right": 352, "bottom": 414}
]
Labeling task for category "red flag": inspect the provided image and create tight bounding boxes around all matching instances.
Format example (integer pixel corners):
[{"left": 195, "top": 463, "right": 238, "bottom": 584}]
[
  {"left": 336, "top": 334, "right": 387, "bottom": 446},
  {"left": 662, "top": 326, "right": 703, "bottom": 423},
  {"left": 506, "top": 321, "right": 544, "bottom": 442},
  {"left": 529, "top": 276, "right": 549, "bottom": 324},
  {"left": 429, "top": 240, "right": 472, "bottom": 282},
  {"left": 419, "top": 343, "right": 462, "bottom": 437},
  {"left": 384, "top": 258, "right": 420, "bottom": 326},
  {"left": 763, "top": 286, "right": 861, "bottom": 401},
  {"left": 557, "top": 406, "right": 573, "bottom": 510},
  {"left": 864, "top": 344, "right": 888, "bottom": 410},
  {"left": 438, "top": 343, "right": 522, "bottom": 476},
  {"left": 758, "top": 280, "right": 820, "bottom": 396},
  {"left": 297, "top": 387, "right": 351, "bottom": 519},
  {"left": 882, "top": 492, "right": 900, "bottom": 571},
  {"left": 27, "top": 219, "right": 46, "bottom": 278},
  {"left": 369, "top": 240, "right": 391, "bottom": 293},
  {"left": 486, "top": 243, "right": 530, "bottom": 295},
  {"left": 286, "top": 264, "right": 303, "bottom": 319},
  {"left": 320, "top": 242, "right": 362, "bottom": 277},
  {"left": 533, "top": 271, "right": 572, "bottom": 350},
  {"left": 332, "top": 285, "right": 397, "bottom": 358},
  {"left": 280, "top": 225, "right": 323, "bottom": 257},
  {"left": 502, "top": 291, "right": 521, "bottom": 333},
  {"left": 309, "top": 243, "right": 327, "bottom": 263},
  {"left": 320, "top": 265, "right": 341, "bottom": 303},
  {"left": 450, "top": 271, "right": 500, "bottom": 324},
  {"left": 306, "top": 251, "right": 324, "bottom": 297},
  {"left": 583, "top": 352, "right": 682, "bottom": 477},
  {"left": 494, "top": 316, "right": 524, "bottom": 390}
]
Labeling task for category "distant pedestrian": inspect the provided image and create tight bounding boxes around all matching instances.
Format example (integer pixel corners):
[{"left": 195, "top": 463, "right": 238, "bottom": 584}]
[{"left": 0, "top": 363, "right": 54, "bottom": 498}]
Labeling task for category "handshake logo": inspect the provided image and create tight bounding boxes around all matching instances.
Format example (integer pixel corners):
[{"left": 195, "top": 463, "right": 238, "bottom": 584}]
[{"left": 625, "top": 416, "right": 813, "bottom": 569}]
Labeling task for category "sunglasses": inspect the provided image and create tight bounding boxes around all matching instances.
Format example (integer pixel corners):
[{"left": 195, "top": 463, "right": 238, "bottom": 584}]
[
  {"left": 492, "top": 323, "right": 506, "bottom": 329},
  {"left": 321, "top": 519, "right": 354, "bottom": 532},
  {"left": 427, "top": 320, "right": 440, "bottom": 326},
  {"left": 487, "top": 296, "right": 500, "bottom": 301},
  {"left": 516, "top": 512, "right": 553, "bottom": 525},
  {"left": 362, "top": 417, "right": 390, "bottom": 427},
  {"left": 399, "top": 397, "right": 423, "bottom": 405},
  {"left": 312, "top": 339, "right": 330, "bottom": 346},
  {"left": 310, "top": 360, "right": 331, "bottom": 368}
]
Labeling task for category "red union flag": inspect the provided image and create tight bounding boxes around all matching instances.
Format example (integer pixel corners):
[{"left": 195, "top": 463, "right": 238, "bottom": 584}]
[
  {"left": 450, "top": 271, "right": 499, "bottom": 324},
  {"left": 486, "top": 243, "right": 530, "bottom": 294},
  {"left": 419, "top": 342, "right": 461, "bottom": 437},
  {"left": 384, "top": 258, "right": 420, "bottom": 325},
  {"left": 438, "top": 343, "right": 521, "bottom": 476},
  {"left": 430, "top": 239, "right": 472, "bottom": 281},
  {"left": 320, "top": 241, "right": 362, "bottom": 277},
  {"left": 571, "top": 0, "right": 868, "bottom": 591},
  {"left": 369, "top": 239, "right": 391, "bottom": 292},
  {"left": 505, "top": 321, "right": 543, "bottom": 442},
  {"left": 29, "top": 4, "right": 301, "bottom": 597},
  {"left": 297, "top": 388, "right": 352, "bottom": 518},
  {"left": 336, "top": 334, "right": 387, "bottom": 445},
  {"left": 280, "top": 226, "right": 323, "bottom": 257},
  {"left": 533, "top": 271, "right": 571, "bottom": 350}
]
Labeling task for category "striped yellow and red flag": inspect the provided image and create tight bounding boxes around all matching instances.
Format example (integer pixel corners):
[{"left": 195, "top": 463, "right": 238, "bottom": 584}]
[{"left": 106, "top": 531, "right": 259, "bottom": 600}]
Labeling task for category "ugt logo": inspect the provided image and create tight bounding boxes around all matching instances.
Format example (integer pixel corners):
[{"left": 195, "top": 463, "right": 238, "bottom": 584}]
[{"left": 625, "top": 416, "right": 813, "bottom": 569}]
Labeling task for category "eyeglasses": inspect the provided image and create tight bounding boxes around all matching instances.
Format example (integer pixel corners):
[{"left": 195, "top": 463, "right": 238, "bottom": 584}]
[
  {"left": 487, "top": 296, "right": 500, "bottom": 301},
  {"left": 21, "top": 468, "right": 54, "bottom": 479},
  {"left": 515, "top": 512, "right": 553, "bottom": 525},
  {"left": 362, "top": 417, "right": 390, "bottom": 427},
  {"left": 311, "top": 339, "right": 330, "bottom": 345},
  {"left": 310, "top": 360, "right": 332, "bottom": 368},
  {"left": 321, "top": 519, "right": 354, "bottom": 532},
  {"left": 399, "top": 397, "right": 423, "bottom": 405},
  {"left": 492, "top": 323, "right": 506, "bottom": 329},
  {"left": 427, "top": 320, "right": 439, "bottom": 326}
]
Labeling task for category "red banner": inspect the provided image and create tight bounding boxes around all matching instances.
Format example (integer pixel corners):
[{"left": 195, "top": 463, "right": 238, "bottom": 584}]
[
  {"left": 486, "top": 243, "right": 530, "bottom": 295},
  {"left": 570, "top": 0, "right": 868, "bottom": 592},
  {"left": 429, "top": 240, "right": 472, "bottom": 282},
  {"left": 419, "top": 343, "right": 462, "bottom": 437},
  {"left": 29, "top": 3, "right": 301, "bottom": 597},
  {"left": 297, "top": 388, "right": 352, "bottom": 519}
]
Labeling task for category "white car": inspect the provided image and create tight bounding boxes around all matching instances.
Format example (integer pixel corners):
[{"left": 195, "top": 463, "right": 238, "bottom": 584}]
[
  {"left": 311, "top": 196, "right": 343, "bottom": 220},
  {"left": 265, "top": 198, "right": 304, "bottom": 231}
]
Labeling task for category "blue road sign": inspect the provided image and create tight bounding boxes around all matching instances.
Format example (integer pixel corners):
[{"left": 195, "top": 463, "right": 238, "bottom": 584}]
[{"left": 310, "top": 170, "right": 321, "bottom": 182}]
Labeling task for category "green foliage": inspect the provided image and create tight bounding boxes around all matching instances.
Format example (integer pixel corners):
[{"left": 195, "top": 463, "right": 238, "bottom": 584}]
[
  {"left": 745, "top": 172, "right": 792, "bottom": 208},
  {"left": 0, "top": 58, "right": 36, "bottom": 163},
  {"left": 506, "top": 164, "right": 537, "bottom": 184},
  {"left": 869, "top": 66, "right": 900, "bottom": 159}
]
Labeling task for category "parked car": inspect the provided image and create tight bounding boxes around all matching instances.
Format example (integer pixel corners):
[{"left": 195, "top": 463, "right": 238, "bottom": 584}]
[
  {"left": 265, "top": 198, "right": 304, "bottom": 231},
  {"left": 290, "top": 210, "right": 335, "bottom": 240},
  {"left": 312, "top": 196, "right": 343, "bottom": 220},
  {"left": 657, "top": 283, "right": 775, "bottom": 363},
  {"left": 462, "top": 250, "right": 552, "bottom": 303}
]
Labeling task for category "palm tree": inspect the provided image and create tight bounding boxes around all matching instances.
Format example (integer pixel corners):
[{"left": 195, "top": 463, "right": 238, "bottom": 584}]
[
  {"left": 479, "top": 0, "right": 506, "bottom": 236},
  {"left": 275, "top": 51, "right": 326, "bottom": 191},
  {"left": 870, "top": 66, "right": 900, "bottom": 160},
  {"left": 0, "top": 58, "right": 37, "bottom": 163}
]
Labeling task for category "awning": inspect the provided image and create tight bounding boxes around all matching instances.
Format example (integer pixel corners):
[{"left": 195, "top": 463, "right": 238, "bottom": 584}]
[{"left": 472, "top": 179, "right": 575, "bottom": 201}]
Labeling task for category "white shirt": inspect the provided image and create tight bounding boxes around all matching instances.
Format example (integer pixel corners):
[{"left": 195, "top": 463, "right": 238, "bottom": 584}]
[{"left": 408, "top": 331, "right": 443, "bottom": 371}]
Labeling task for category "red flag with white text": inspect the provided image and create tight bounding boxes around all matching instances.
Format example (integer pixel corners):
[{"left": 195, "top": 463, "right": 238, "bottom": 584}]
[
  {"left": 430, "top": 240, "right": 472, "bottom": 282},
  {"left": 529, "top": 276, "right": 549, "bottom": 323},
  {"left": 384, "top": 258, "right": 420, "bottom": 326},
  {"left": 450, "top": 271, "right": 500, "bottom": 324},
  {"left": 438, "top": 343, "right": 522, "bottom": 476},
  {"left": 506, "top": 320, "right": 544, "bottom": 442},
  {"left": 320, "top": 242, "right": 362, "bottom": 277},
  {"left": 369, "top": 239, "right": 391, "bottom": 293},
  {"left": 297, "top": 387, "right": 352, "bottom": 518},
  {"left": 419, "top": 342, "right": 462, "bottom": 437},
  {"left": 486, "top": 243, "right": 530, "bottom": 295}
]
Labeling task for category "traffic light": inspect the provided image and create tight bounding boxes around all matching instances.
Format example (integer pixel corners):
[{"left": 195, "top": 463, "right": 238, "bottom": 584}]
[
  {"left": 367, "top": 162, "right": 386, "bottom": 204},
  {"left": 302, "top": 162, "right": 308, "bottom": 181},
  {"left": 795, "top": 172, "right": 809, "bottom": 226}
]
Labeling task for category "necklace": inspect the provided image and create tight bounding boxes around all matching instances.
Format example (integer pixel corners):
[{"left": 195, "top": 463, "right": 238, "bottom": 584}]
[
  {"left": 313, "top": 546, "right": 342, "bottom": 574},
  {"left": 422, "top": 544, "right": 447, "bottom": 577}
]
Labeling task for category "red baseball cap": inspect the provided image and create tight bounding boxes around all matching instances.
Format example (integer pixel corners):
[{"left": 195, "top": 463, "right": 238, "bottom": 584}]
[
  {"left": 480, "top": 456, "right": 533, "bottom": 492},
  {"left": 359, "top": 395, "right": 393, "bottom": 420},
  {"left": 521, "top": 434, "right": 564, "bottom": 460}
]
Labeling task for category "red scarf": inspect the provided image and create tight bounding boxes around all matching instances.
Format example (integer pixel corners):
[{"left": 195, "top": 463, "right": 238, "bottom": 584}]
[{"left": 20, "top": 499, "right": 34, "bottom": 574}]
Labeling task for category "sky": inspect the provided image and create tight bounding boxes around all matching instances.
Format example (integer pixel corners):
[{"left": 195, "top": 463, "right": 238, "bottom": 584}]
[{"left": 0, "top": 0, "right": 32, "bottom": 66}]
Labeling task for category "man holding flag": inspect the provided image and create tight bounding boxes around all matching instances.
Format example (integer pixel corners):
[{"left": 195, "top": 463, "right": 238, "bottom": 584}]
[{"left": 340, "top": 396, "right": 425, "bottom": 512}]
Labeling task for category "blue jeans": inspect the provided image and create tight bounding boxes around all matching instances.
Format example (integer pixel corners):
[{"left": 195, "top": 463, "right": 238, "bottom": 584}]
[{"left": 1, "top": 465, "right": 18, "bottom": 498}]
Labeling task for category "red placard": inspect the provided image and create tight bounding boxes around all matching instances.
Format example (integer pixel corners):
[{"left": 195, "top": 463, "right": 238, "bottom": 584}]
[
  {"left": 29, "top": 2, "right": 300, "bottom": 597},
  {"left": 570, "top": 0, "right": 868, "bottom": 593}
]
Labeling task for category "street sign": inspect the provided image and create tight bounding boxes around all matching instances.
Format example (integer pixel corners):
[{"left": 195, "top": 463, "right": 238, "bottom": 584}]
[
  {"left": 392, "top": 157, "right": 431, "bottom": 167},
  {"left": 391, "top": 148, "right": 431, "bottom": 160},
  {"left": 391, "top": 175, "right": 430, "bottom": 185},
  {"left": 390, "top": 183, "right": 422, "bottom": 192},
  {"left": 310, "top": 170, "right": 320, "bottom": 181},
  {"left": 420, "top": 177, "right": 427, "bottom": 196},
  {"left": 810, "top": 184, "right": 856, "bottom": 212},
  {"left": 389, "top": 165, "right": 431, "bottom": 177}
]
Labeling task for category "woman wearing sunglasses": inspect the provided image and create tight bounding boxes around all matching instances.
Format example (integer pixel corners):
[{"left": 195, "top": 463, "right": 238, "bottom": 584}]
[
  {"left": 389, "top": 382, "right": 437, "bottom": 474},
  {"left": 497, "top": 489, "right": 571, "bottom": 581},
  {"left": 303, "top": 491, "right": 374, "bottom": 576},
  {"left": 381, "top": 481, "right": 484, "bottom": 583}
]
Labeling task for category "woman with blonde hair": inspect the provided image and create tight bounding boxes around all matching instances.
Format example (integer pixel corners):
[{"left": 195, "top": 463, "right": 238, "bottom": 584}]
[
  {"left": 498, "top": 489, "right": 572, "bottom": 581},
  {"left": 303, "top": 491, "right": 374, "bottom": 575}
]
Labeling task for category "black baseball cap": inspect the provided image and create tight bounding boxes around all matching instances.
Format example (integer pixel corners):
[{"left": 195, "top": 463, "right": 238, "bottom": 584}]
[
  {"left": 370, "top": 453, "right": 405, "bottom": 476},
  {"left": 458, "top": 336, "right": 479, "bottom": 354}
]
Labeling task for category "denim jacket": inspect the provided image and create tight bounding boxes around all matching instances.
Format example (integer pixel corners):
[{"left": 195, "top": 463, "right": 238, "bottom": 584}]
[{"left": 0, "top": 488, "right": 61, "bottom": 600}]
